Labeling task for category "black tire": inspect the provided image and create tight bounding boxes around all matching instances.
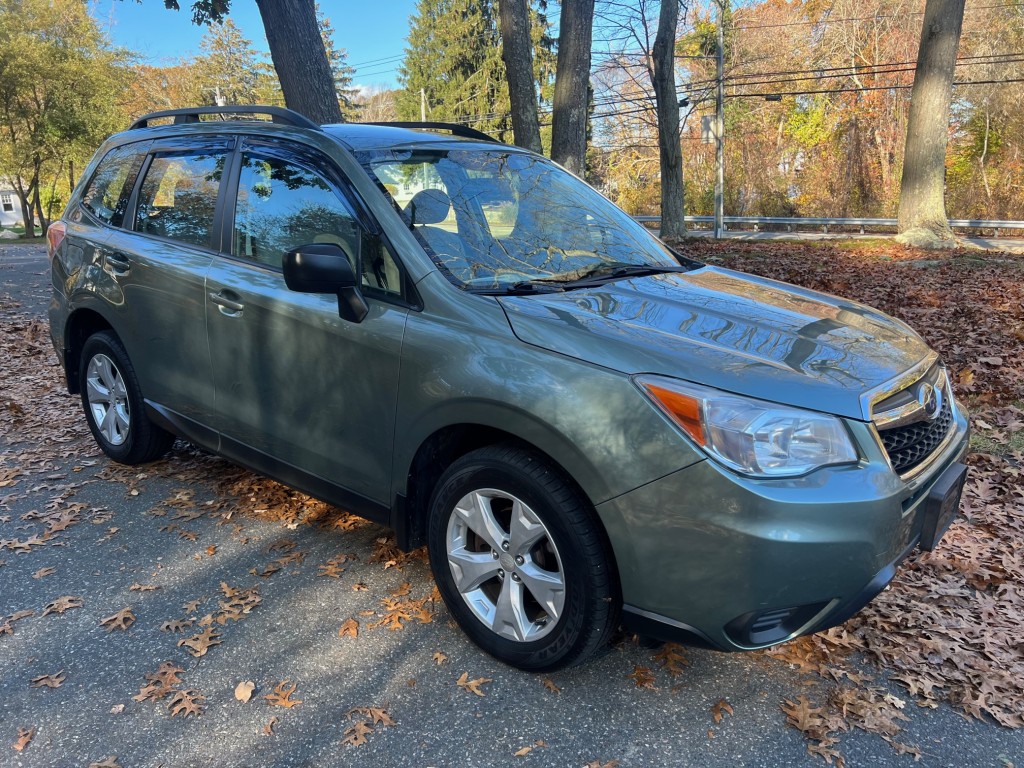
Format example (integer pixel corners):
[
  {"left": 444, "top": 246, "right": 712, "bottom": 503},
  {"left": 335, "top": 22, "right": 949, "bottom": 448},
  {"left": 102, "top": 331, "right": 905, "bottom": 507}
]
[
  {"left": 427, "top": 443, "right": 618, "bottom": 671},
  {"left": 79, "top": 331, "right": 174, "bottom": 465}
]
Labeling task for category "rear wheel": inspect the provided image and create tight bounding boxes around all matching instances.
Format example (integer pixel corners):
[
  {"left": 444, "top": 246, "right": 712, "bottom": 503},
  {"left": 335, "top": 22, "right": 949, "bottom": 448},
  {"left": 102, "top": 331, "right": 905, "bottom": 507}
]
[
  {"left": 427, "top": 444, "right": 618, "bottom": 671},
  {"left": 79, "top": 331, "right": 173, "bottom": 464}
]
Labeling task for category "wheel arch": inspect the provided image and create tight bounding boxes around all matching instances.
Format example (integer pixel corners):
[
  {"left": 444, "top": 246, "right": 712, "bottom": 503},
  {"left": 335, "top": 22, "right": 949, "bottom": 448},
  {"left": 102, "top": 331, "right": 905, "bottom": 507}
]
[
  {"left": 394, "top": 418, "right": 618, "bottom": 573},
  {"left": 63, "top": 308, "right": 117, "bottom": 394}
]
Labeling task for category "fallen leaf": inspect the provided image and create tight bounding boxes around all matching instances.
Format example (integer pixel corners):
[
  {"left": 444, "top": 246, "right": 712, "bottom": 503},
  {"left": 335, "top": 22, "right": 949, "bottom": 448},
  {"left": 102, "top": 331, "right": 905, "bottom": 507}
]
[
  {"left": 456, "top": 671, "right": 492, "bottom": 696},
  {"left": 265, "top": 680, "right": 302, "bottom": 708},
  {"left": 41, "top": 595, "right": 83, "bottom": 616},
  {"left": 167, "top": 688, "right": 205, "bottom": 718},
  {"left": 433, "top": 651, "right": 448, "bottom": 665},
  {"left": 160, "top": 618, "right": 194, "bottom": 633},
  {"left": 235, "top": 681, "right": 256, "bottom": 703},
  {"left": 542, "top": 678, "right": 561, "bottom": 694},
  {"left": 87, "top": 757, "right": 121, "bottom": 768},
  {"left": 129, "top": 583, "right": 159, "bottom": 592},
  {"left": 99, "top": 608, "right": 136, "bottom": 632},
  {"left": 177, "top": 627, "right": 222, "bottom": 657},
  {"left": 263, "top": 716, "right": 279, "bottom": 736},
  {"left": 30, "top": 671, "right": 65, "bottom": 689},
  {"left": 629, "top": 665, "right": 656, "bottom": 689},
  {"left": 109, "top": 704, "right": 124, "bottom": 714},
  {"left": 338, "top": 618, "right": 359, "bottom": 638},
  {"left": 31, "top": 567, "right": 55, "bottom": 579},
  {"left": 12, "top": 727, "right": 34, "bottom": 751},
  {"left": 711, "top": 699, "right": 734, "bottom": 724},
  {"left": 341, "top": 719, "right": 373, "bottom": 747}
]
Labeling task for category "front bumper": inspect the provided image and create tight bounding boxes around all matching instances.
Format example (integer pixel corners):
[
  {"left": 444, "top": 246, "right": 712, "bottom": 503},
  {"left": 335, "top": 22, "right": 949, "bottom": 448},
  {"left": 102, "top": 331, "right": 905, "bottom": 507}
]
[{"left": 598, "top": 406, "right": 971, "bottom": 651}]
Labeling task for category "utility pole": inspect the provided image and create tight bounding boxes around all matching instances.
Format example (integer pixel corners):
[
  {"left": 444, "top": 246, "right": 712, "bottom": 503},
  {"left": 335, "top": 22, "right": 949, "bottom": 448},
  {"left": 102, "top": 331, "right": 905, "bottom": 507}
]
[{"left": 714, "top": 0, "right": 726, "bottom": 239}]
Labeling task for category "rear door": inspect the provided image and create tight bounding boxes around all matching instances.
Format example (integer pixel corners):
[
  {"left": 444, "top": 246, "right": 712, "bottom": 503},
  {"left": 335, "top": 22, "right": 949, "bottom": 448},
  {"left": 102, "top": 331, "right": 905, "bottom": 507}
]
[
  {"left": 102, "top": 136, "right": 233, "bottom": 437},
  {"left": 206, "top": 138, "right": 410, "bottom": 510}
]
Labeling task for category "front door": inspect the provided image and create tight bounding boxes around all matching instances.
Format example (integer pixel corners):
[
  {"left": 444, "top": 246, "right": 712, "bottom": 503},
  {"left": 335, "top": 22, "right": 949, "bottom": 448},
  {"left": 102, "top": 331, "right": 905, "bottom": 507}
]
[{"left": 206, "top": 141, "right": 409, "bottom": 508}]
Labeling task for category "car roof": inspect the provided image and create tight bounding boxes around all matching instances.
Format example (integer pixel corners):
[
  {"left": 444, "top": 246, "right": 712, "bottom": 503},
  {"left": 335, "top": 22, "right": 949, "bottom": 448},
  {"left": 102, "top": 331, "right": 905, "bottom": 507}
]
[{"left": 322, "top": 123, "right": 511, "bottom": 152}]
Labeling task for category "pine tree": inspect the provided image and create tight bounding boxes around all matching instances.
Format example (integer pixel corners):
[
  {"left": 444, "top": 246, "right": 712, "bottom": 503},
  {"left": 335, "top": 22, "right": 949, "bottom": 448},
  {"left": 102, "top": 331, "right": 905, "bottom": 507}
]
[
  {"left": 196, "top": 18, "right": 273, "bottom": 105},
  {"left": 397, "top": 0, "right": 553, "bottom": 143}
]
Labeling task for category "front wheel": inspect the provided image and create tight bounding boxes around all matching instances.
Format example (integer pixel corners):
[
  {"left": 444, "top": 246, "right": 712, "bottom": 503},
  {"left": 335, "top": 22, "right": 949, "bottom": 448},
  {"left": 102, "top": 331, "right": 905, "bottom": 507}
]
[
  {"left": 79, "top": 331, "right": 173, "bottom": 464},
  {"left": 427, "top": 444, "right": 618, "bottom": 671}
]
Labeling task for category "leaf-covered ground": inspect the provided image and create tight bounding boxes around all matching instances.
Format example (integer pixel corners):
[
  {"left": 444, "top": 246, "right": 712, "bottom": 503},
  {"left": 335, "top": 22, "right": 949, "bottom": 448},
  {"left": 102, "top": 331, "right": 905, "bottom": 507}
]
[
  {"left": 2, "top": 241, "right": 1022, "bottom": 765},
  {"left": 680, "top": 239, "right": 1024, "bottom": 759}
]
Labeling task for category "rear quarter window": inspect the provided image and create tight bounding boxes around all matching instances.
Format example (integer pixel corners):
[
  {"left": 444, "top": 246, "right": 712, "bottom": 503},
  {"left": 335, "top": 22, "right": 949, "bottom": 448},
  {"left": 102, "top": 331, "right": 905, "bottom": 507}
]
[{"left": 79, "top": 144, "right": 145, "bottom": 227}]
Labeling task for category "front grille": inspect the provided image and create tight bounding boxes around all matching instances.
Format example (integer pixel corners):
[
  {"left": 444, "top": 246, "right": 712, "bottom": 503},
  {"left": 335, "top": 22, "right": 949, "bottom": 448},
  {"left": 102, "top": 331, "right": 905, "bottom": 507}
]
[{"left": 877, "top": 393, "right": 953, "bottom": 474}]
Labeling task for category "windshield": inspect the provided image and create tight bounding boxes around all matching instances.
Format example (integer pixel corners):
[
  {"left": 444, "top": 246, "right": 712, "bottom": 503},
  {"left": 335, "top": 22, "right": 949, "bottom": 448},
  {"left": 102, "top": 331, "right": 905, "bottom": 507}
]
[{"left": 355, "top": 148, "right": 682, "bottom": 290}]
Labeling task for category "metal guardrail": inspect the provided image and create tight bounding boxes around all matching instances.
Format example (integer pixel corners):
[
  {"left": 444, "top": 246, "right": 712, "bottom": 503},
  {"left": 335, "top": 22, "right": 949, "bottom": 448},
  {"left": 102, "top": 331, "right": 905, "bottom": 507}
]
[{"left": 632, "top": 215, "right": 1024, "bottom": 235}]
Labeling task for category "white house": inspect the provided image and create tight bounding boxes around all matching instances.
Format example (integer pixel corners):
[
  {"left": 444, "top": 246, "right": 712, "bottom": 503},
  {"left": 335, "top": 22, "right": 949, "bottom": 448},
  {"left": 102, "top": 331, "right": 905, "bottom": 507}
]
[{"left": 0, "top": 186, "right": 20, "bottom": 228}]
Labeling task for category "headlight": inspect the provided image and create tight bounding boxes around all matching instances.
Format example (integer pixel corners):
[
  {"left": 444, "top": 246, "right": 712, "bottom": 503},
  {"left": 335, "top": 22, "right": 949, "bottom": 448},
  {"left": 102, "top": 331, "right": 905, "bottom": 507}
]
[{"left": 635, "top": 376, "right": 859, "bottom": 478}]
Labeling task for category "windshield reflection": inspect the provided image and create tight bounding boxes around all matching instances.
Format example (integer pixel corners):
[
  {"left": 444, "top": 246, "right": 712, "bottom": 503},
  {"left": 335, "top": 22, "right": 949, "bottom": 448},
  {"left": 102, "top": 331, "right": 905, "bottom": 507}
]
[{"left": 356, "top": 149, "right": 681, "bottom": 290}]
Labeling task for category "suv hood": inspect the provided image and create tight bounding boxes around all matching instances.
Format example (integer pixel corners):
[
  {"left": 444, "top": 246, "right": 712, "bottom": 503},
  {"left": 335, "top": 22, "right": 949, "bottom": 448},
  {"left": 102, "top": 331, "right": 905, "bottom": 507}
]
[{"left": 497, "top": 266, "right": 931, "bottom": 420}]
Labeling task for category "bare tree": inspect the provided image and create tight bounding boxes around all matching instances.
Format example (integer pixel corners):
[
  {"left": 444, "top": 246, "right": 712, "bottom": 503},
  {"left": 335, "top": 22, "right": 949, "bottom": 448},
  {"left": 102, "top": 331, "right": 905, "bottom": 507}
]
[
  {"left": 551, "top": 0, "right": 596, "bottom": 175},
  {"left": 897, "top": 0, "right": 966, "bottom": 247},
  {"left": 498, "top": 0, "right": 543, "bottom": 152},
  {"left": 652, "top": 1, "right": 685, "bottom": 238}
]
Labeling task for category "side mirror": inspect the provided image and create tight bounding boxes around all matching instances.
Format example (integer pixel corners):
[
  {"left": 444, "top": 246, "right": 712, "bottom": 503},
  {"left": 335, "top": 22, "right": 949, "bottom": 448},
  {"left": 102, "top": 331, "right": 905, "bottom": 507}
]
[{"left": 283, "top": 243, "right": 368, "bottom": 323}]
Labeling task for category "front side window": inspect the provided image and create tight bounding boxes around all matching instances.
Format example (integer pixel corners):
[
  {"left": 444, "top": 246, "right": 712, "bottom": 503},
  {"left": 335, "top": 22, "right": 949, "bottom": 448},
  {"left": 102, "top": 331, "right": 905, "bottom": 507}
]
[
  {"left": 357, "top": 148, "right": 681, "bottom": 290},
  {"left": 134, "top": 149, "right": 227, "bottom": 248},
  {"left": 233, "top": 150, "right": 403, "bottom": 297},
  {"left": 80, "top": 144, "right": 144, "bottom": 227}
]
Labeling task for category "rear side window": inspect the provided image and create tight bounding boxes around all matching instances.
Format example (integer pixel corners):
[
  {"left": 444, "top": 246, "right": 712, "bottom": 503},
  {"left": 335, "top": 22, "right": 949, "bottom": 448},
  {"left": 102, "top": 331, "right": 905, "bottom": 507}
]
[
  {"left": 80, "top": 144, "right": 144, "bottom": 227},
  {"left": 134, "top": 149, "right": 228, "bottom": 249}
]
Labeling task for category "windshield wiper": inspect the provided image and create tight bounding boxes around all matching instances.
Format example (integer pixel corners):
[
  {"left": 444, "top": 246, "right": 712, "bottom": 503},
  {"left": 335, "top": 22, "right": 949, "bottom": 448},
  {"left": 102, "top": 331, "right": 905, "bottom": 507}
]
[
  {"left": 551, "top": 263, "right": 690, "bottom": 287},
  {"left": 468, "top": 281, "right": 566, "bottom": 296}
]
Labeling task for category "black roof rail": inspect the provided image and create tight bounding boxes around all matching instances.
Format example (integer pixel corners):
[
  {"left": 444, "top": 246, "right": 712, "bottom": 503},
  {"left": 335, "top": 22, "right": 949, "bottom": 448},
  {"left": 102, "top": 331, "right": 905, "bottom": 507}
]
[
  {"left": 129, "top": 106, "right": 320, "bottom": 131},
  {"left": 364, "top": 121, "right": 499, "bottom": 143}
]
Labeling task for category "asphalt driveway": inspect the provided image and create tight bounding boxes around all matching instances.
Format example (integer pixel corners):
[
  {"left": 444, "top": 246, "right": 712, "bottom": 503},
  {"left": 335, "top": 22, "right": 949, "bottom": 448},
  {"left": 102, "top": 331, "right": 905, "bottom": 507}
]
[{"left": 1, "top": 243, "right": 1020, "bottom": 767}]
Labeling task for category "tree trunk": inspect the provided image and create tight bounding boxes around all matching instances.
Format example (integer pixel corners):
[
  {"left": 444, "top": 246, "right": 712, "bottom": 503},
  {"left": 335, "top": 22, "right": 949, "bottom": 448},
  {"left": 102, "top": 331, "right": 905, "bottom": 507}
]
[
  {"left": 652, "top": 0, "right": 685, "bottom": 240},
  {"left": 896, "top": 0, "right": 966, "bottom": 246},
  {"left": 253, "top": 0, "right": 342, "bottom": 125},
  {"left": 498, "top": 0, "right": 542, "bottom": 152},
  {"left": 550, "top": 0, "right": 595, "bottom": 176}
]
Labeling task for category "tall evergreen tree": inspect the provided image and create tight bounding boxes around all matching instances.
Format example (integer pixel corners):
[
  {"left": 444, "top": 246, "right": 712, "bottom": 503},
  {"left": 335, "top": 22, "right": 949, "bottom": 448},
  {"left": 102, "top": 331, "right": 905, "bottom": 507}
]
[
  {"left": 398, "top": 0, "right": 554, "bottom": 143},
  {"left": 196, "top": 18, "right": 270, "bottom": 105}
]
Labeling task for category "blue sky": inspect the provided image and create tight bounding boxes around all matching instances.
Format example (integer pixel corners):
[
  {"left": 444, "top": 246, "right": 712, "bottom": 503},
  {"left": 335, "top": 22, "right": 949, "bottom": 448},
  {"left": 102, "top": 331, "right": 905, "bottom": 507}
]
[{"left": 94, "top": 0, "right": 419, "bottom": 89}]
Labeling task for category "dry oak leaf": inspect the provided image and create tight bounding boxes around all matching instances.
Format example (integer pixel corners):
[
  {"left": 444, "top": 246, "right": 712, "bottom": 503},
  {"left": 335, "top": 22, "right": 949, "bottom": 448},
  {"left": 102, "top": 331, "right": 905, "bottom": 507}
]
[
  {"left": 584, "top": 762, "right": 620, "bottom": 768},
  {"left": 160, "top": 618, "right": 194, "bottom": 633},
  {"left": 341, "top": 719, "right": 374, "bottom": 747},
  {"left": 456, "top": 671, "right": 492, "bottom": 696},
  {"left": 31, "top": 567, "right": 55, "bottom": 579},
  {"left": 514, "top": 740, "right": 547, "bottom": 757},
  {"left": 100, "top": 608, "right": 136, "bottom": 632},
  {"left": 432, "top": 651, "right": 448, "bottom": 665},
  {"left": 30, "top": 671, "right": 65, "bottom": 689},
  {"left": 12, "top": 726, "right": 34, "bottom": 752},
  {"left": 87, "top": 757, "right": 121, "bottom": 768},
  {"left": 235, "top": 681, "right": 256, "bottom": 703},
  {"left": 129, "top": 583, "right": 159, "bottom": 592},
  {"left": 42, "top": 595, "right": 83, "bottom": 616},
  {"left": 265, "top": 680, "right": 302, "bottom": 708},
  {"left": 711, "top": 699, "right": 734, "bottom": 724},
  {"left": 541, "top": 678, "right": 561, "bottom": 694},
  {"left": 338, "top": 618, "right": 359, "bottom": 638},
  {"left": 167, "top": 688, "right": 206, "bottom": 718},
  {"left": 263, "top": 716, "right": 279, "bottom": 736},
  {"left": 177, "top": 627, "right": 222, "bottom": 657},
  {"left": 629, "top": 665, "right": 657, "bottom": 689},
  {"left": 350, "top": 706, "right": 396, "bottom": 727},
  {"left": 654, "top": 642, "right": 690, "bottom": 677}
]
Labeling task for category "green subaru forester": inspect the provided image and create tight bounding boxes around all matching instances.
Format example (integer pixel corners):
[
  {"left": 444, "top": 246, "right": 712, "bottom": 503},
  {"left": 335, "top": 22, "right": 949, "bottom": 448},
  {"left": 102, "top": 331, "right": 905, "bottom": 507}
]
[{"left": 48, "top": 106, "right": 969, "bottom": 671}]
